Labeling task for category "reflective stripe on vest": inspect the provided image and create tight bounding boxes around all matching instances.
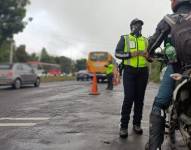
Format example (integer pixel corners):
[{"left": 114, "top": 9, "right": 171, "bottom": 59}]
[{"left": 124, "top": 34, "right": 148, "bottom": 68}]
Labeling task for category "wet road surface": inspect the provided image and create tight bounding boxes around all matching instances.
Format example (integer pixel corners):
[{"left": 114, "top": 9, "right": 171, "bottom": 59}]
[{"left": 0, "top": 81, "right": 187, "bottom": 150}]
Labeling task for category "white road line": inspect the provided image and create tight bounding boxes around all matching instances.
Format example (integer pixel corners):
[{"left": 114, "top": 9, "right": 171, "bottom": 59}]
[
  {"left": 0, "top": 123, "right": 37, "bottom": 127},
  {"left": 0, "top": 117, "right": 49, "bottom": 121},
  {"left": 141, "top": 120, "right": 149, "bottom": 123}
]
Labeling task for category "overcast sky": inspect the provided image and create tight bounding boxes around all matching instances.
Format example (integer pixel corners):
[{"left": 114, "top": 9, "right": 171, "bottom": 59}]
[{"left": 14, "top": 0, "right": 172, "bottom": 59}]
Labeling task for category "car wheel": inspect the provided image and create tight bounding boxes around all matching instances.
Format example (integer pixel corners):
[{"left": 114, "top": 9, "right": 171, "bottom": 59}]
[
  {"left": 34, "top": 78, "right": 40, "bottom": 87},
  {"left": 13, "top": 79, "right": 21, "bottom": 89}
]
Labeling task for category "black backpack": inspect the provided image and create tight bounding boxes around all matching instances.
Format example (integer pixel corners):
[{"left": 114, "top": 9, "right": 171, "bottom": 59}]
[{"left": 164, "top": 13, "right": 191, "bottom": 65}]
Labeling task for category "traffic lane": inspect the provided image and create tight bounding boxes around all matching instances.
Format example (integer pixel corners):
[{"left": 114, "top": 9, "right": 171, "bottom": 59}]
[
  {"left": 0, "top": 81, "right": 90, "bottom": 119},
  {"left": 0, "top": 81, "right": 186, "bottom": 150},
  {"left": 0, "top": 81, "right": 149, "bottom": 150},
  {"left": 0, "top": 81, "right": 92, "bottom": 149}
]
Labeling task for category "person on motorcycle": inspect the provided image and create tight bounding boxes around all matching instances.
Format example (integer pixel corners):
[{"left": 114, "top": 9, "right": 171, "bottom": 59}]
[{"left": 146, "top": 0, "right": 191, "bottom": 149}]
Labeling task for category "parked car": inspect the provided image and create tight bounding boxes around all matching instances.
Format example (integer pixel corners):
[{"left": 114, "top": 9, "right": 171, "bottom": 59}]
[
  {"left": 0, "top": 63, "right": 40, "bottom": 89},
  {"left": 76, "top": 70, "right": 91, "bottom": 81}
]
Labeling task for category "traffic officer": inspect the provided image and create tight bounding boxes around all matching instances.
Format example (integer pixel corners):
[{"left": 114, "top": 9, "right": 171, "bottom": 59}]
[
  {"left": 115, "top": 18, "right": 149, "bottom": 138},
  {"left": 105, "top": 61, "right": 114, "bottom": 90}
]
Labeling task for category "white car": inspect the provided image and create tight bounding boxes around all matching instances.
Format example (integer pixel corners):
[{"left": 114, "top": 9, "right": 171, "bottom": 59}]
[{"left": 0, "top": 63, "right": 40, "bottom": 89}]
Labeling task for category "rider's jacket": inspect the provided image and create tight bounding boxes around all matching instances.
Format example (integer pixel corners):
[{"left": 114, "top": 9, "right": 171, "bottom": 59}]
[{"left": 148, "top": 5, "right": 191, "bottom": 72}]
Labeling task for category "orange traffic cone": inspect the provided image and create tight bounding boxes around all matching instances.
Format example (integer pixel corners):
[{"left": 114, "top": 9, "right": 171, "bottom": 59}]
[{"left": 89, "top": 73, "right": 100, "bottom": 95}]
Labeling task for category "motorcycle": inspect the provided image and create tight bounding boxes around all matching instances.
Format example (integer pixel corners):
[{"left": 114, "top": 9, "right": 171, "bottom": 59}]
[
  {"left": 146, "top": 47, "right": 191, "bottom": 150},
  {"left": 168, "top": 65, "right": 191, "bottom": 149}
]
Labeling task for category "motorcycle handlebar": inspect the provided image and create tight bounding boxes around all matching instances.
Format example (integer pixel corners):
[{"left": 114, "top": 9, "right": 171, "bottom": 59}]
[{"left": 150, "top": 52, "right": 168, "bottom": 64}]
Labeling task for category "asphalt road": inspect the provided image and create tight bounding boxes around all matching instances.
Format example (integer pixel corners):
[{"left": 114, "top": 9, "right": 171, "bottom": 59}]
[{"left": 0, "top": 81, "right": 187, "bottom": 150}]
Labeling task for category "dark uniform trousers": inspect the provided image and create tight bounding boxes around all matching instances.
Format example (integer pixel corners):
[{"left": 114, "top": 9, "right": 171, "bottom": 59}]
[
  {"left": 121, "top": 65, "right": 149, "bottom": 129},
  {"left": 107, "top": 73, "right": 113, "bottom": 90}
]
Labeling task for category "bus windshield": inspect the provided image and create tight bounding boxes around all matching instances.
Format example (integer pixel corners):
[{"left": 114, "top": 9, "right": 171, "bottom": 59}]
[{"left": 90, "top": 52, "right": 108, "bottom": 61}]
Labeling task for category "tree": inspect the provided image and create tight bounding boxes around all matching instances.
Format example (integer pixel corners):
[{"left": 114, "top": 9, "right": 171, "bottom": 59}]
[
  {"left": 0, "top": 41, "right": 11, "bottom": 63},
  {"left": 29, "top": 52, "right": 39, "bottom": 61},
  {"left": 55, "top": 56, "right": 74, "bottom": 74},
  {"left": 40, "top": 48, "right": 49, "bottom": 62},
  {"left": 0, "top": 0, "right": 30, "bottom": 46},
  {"left": 75, "top": 58, "right": 87, "bottom": 71},
  {"left": 40, "top": 48, "right": 56, "bottom": 63},
  {"left": 14, "top": 44, "right": 28, "bottom": 62}
]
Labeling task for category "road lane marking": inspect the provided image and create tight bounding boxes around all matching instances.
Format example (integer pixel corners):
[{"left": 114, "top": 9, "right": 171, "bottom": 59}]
[
  {"left": 0, "top": 117, "right": 49, "bottom": 121},
  {"left": 0, "top": 123, "right": 37, "bottom": 127},
  {"left": 0, "top": 117, "right": 49, "bottom": 127}
]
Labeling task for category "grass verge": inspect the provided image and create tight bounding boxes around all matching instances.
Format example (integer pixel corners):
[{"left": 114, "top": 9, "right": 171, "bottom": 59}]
[{"left": 41, "top": 76, "right": 75, "bottom": 83}]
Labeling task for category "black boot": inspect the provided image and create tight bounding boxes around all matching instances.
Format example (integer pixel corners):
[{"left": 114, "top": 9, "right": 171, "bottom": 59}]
[
  {"left": 146, "top": 112, "right": 165, "bottom": 150},
  {"left": 119, "top": 128, "right": 128, "bottom": 139},
  {"left": 133, "top": 125, "right": 143, "bottom": 135}
]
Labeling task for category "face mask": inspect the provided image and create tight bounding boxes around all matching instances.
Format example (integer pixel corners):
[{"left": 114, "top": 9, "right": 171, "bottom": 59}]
[{"left": 131, "top": 24, "right": 142, "bottom": 36}]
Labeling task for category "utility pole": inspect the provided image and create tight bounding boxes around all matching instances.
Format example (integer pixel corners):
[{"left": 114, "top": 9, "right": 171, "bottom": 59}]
[{"left": 9, "top": 38, "right": 15, "bottom": 64}]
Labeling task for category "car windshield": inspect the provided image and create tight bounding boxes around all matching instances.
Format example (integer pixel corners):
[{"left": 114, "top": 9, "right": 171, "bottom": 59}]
[
  {"left": 0, "top": 64, "right": 12, "bottom": 70},
  {"left": 90, "top": 52, "right": 108, "bottom": 61},
  {"left": 78, "top": 70, "right": 87, "bottom": 73}
]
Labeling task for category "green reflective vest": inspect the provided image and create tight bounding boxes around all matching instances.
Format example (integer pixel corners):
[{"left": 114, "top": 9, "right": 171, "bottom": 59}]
[
  {"left": 124, "top": 34, "right": 148, "bottom": 68},
  {"left": 106, "top": 64, "right": 114, "bottom": 75}
]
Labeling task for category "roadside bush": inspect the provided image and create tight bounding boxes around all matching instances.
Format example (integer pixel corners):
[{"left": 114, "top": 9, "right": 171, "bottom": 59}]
[{"left": 41, "top": 76, "right": 75, "bottom": 82}]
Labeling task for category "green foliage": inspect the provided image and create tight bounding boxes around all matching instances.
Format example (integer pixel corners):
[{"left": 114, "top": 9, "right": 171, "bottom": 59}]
[
  {"left": 40, "top": 48, "right": 49, "bottom": 62},
  {"left": 0, "top": 41, "right": 11, "bottom": 63},
  {"left": 0, "top": 42, "right": 86, "bottom": 74},
  {"left": 40, "top": 48, "right": 55, "bottom": 63},
  {"left": 41, "top": 76, "right": 75, "bottom": 82},
  {"left": 55, "top": 56, "right": 74, "bottom": 74},
  {"left": 75, "top": 58, "right": 87, "bottom": 71},
  {"left": 0, "top": 0, "right": 30, "bottom": 46},
  {"left": 14, "top": 44, "right": 29, "bottom": 62},
  {"left": 40, "top": 48, "right": 76, "bottom": 74},
  {"left": 28, "top": 52, "right": 39, "bottom": 61}
]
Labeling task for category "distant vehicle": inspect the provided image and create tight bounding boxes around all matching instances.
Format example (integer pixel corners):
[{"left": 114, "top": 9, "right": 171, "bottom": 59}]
[
  {"left": 48, "top": 69, "right": 62, "bottom": 76},
  {"left": 76, "top": 70, "right": 91, "bottom": 81},
  {"left": 28, "top": 61, "right": 61, "bottom": 76},
  {"left": 87, "top": 51, "right": 118, "bottom": 82},
  {"left": 0, "top": 63, "right": 40, "bottom": 89}
]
